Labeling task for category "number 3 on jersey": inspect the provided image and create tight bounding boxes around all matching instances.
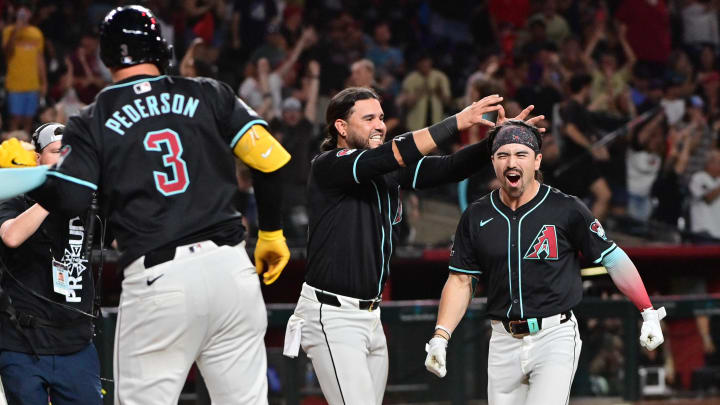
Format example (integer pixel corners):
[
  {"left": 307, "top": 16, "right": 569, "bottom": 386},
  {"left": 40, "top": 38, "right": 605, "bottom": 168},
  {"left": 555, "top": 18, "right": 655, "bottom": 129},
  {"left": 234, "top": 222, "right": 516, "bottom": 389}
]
[{"left": 143, "top": 129, "right": 190, "bottom": 196}]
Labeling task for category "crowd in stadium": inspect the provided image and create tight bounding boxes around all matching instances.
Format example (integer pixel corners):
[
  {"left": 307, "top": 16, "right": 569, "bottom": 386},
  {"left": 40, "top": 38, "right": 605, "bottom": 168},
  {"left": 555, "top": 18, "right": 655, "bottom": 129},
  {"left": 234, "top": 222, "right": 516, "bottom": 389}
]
[
  {"left": 1, "top": 0, "right": 718, "bottom": 248},
  {"left": 0, "top": 0, "right": 719, "bottom": 400}
]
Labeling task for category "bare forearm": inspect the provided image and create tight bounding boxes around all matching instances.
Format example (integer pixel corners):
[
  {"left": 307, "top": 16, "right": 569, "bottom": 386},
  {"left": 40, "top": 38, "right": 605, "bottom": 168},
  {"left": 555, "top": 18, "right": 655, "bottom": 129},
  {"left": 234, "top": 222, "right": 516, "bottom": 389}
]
[
  {"left": 0, "top": 204, "right": 49, "bottom": 248},
  {"left": 436, "top": 274, "right": 474, "bottom": 335}
]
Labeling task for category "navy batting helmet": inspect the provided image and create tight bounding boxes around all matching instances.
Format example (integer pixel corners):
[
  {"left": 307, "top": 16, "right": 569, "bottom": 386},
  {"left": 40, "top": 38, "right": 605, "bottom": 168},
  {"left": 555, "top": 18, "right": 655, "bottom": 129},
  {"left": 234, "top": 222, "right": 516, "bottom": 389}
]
[{"left": 99, "top": 5, "right": 172, "bottom": 73}]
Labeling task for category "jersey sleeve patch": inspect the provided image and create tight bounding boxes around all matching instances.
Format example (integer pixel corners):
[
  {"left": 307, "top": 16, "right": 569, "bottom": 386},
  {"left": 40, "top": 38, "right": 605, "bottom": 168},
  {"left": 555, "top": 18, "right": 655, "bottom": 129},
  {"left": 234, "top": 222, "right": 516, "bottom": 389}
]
[
  {"left": 589, "top": 219, "right": 608, "bottom": 240},
  {"left": 336, "top": 149, "right": 357, "bottom": 157}
]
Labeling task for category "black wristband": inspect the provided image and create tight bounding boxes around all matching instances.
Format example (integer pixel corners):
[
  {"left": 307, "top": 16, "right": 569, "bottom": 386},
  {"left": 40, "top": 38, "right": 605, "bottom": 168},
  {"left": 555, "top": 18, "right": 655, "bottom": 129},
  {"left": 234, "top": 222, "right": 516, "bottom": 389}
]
[
  {"left": 428, "top": 115, "right": 459, "bottom": 146},
  {"left": 393, "top": 132, "right": 423, "bottom": 165}
]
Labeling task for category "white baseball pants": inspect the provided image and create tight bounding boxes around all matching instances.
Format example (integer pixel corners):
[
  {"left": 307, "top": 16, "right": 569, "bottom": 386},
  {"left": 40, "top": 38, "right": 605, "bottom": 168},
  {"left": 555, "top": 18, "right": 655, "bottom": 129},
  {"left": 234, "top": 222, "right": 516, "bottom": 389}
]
[
  {"left": 114, "top": 241, "right": 268, "bottom": 405},
  {"left": 288, "top": 283, "right": 388, "bottom": 405},
  {"left": 488, "top": 312, "right": 582, "bottom": 405}
]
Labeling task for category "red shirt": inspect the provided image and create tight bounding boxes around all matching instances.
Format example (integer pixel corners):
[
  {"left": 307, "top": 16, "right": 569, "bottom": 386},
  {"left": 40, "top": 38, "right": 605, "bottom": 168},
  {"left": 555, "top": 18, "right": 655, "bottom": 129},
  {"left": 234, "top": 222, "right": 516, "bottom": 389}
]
[
  {"left": 488, "top": 0, "right": 530, "bottom": 29},
  {"left": 616, "top": 0, "right": 671, "bottom": 63}
]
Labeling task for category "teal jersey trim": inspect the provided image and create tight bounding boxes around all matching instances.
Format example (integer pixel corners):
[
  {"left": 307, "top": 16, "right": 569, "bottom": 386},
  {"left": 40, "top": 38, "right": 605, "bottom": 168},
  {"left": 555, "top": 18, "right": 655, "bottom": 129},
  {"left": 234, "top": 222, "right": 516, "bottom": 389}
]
[
  {"left": 100, "top": 75, "right": 167, "bottom": 93},
  {"left": 353, "top": 150, "right": 369, "bottom": 184},
  {"left": 386, "top": 191, "right": 393, "bottom": 282},
  {"left": 458, "top": 179, "right": 469, "bottom": 212},
  {"left": 371, "top": 180, "right": 386, "bottom": 297},
  {"left": 489, "top": 190, "right": 513, "bottom": 317},
  {"left": 449, "top": 265, "right": 482, "bottom": 274},
  {"left": 516, "top": 186, "right": 551, "bottom": 318},
  {"left": 594, "top": 242, "right": 618, "bottom": 264},
  {"left": 412, "top": 156, "right": 427, "bottom": 190},
  {"left": 47, "top": 171, "right": 98, "bottom": 190},
  {"left": 229, "top": 119, "right": 269, "bottom": 149}
]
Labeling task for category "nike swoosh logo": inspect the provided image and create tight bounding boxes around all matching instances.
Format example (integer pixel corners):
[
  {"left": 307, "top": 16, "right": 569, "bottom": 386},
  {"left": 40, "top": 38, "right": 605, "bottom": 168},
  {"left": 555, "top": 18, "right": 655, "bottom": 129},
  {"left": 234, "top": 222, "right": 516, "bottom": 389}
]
[
  {"left": 146, "top": 274, "right": 164, "bottom": 286},
  {"left": 11, "top": 158, "right": 31, "bottom": 167},
  {"left": 261, "top": 146, "right": 272, "bottom": 158},
  {"left": 480, "top": 218, "right": 494, "bottom": 227}
]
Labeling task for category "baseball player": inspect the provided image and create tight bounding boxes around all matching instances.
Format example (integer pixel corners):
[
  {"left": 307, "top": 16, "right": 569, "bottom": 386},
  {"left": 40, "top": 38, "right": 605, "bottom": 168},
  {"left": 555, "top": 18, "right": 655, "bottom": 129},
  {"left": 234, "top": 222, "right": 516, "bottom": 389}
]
[
  {"left": 0, "top": 5, "right": 291, "bottom": 405},
  {"left": 424, "top": 120, "right": 666, "bottom": 405},
  {"left": 284, "top": 87, "right": 545, "bottom": 405}
]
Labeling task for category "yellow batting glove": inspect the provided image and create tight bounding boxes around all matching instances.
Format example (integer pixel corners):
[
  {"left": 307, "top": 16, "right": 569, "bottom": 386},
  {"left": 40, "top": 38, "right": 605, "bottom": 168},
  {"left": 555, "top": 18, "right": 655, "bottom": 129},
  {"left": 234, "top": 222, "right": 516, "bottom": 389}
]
[
  {"left": 0, "top": 138, "right": 37, "bottom": 168},
  {"left": 255, "top": 230, "right": 290, "bottom": 285}
]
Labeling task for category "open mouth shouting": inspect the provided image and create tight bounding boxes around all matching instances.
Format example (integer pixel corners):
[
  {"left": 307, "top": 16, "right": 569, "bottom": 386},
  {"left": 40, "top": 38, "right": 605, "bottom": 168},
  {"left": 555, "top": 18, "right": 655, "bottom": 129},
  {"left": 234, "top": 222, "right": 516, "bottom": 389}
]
[{"left": 505, "top": 170, "right": 522, "bottom": 187}]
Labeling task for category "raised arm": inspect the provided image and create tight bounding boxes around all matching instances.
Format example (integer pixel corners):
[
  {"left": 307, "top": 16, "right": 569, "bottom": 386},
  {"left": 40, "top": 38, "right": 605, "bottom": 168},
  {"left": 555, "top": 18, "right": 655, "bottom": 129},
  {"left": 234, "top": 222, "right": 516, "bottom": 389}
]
[
  {"left": 305, "top": 60, "right": 320, "bottom": 122},
  {"left": 314, "top": 95, "right": 503, "bottom": 188}
]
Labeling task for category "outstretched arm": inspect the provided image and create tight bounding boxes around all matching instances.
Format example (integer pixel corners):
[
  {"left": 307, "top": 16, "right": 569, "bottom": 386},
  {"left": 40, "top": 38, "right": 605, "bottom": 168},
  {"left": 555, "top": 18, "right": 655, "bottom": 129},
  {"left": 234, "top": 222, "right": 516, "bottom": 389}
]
[{"left": 314, "top": 95, "right": 503, "bottom": 188}]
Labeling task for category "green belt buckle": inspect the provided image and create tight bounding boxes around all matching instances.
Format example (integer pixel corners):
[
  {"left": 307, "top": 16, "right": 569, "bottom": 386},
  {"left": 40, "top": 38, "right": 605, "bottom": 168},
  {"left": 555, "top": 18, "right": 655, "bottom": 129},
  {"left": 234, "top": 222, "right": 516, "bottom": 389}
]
[{"left": 527, "top": 318, "right": 539, "bottom": 334}]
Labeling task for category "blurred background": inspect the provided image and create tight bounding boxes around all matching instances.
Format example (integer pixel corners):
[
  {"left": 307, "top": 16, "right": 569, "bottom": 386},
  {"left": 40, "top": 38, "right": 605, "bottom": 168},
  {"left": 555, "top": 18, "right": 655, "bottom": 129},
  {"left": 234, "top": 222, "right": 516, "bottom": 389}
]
[{"left": 1, "top": 0, "right": 720, "bottom": 403}]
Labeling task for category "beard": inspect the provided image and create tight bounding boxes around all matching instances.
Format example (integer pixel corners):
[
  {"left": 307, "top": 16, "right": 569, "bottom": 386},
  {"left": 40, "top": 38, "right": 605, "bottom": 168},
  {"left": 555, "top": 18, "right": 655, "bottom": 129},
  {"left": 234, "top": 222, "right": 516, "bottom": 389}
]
[{"left": 346, "top": 129, "right": 384, "bottom": 149}]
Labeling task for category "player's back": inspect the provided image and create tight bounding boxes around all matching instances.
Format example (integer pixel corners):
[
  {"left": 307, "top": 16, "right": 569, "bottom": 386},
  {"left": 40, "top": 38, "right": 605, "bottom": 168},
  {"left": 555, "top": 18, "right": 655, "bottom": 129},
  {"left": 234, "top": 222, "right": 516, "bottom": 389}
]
[{"left": 81, "top": 74, "right": 246, "bottom": 267}]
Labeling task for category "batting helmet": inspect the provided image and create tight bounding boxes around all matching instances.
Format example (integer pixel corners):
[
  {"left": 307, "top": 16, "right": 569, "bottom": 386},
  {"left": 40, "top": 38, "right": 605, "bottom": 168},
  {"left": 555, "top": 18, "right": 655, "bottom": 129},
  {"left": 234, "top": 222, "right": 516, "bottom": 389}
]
[{"left": 99, "top": 5, "right": 172, "bottom": 73}]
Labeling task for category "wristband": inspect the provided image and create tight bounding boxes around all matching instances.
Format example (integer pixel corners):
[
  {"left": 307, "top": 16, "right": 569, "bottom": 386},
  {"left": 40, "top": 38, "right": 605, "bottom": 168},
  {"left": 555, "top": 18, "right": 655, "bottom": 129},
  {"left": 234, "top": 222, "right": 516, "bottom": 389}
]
[
  {"left": 428, "top": 115, "right": 458, "bottom": 146},
  {"left": 393, "top": 132, "right": 423, "bottom": 164},
  {"left": 435, "top": 325, "right": 452, "bottom": 338}
]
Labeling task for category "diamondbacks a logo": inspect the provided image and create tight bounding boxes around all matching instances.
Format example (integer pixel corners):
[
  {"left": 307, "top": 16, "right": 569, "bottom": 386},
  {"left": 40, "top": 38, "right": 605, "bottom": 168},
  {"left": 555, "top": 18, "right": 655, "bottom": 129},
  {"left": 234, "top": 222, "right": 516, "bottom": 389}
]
[
  {"left": 336, "top": 149, "right": 356, "bottom": 157},
  {"left": 524, "top": 225, "right": 559, "bottom": 260},
  {"left": 589, "top": 219, "right": 607, "bottom": 240}
]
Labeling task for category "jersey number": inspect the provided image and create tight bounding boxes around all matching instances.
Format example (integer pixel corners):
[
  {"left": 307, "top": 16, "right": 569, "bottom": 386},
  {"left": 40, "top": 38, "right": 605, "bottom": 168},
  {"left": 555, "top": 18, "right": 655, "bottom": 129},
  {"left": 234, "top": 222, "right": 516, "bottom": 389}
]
[{"left": 143, "top": 129, "right": 190, "bottom": 196}]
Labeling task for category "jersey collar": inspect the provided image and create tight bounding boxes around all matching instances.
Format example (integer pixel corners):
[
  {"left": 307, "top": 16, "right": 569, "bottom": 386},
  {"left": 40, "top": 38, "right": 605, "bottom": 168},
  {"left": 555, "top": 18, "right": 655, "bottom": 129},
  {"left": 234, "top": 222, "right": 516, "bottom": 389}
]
[{"left": 492, "top": 183, "right": 548, "bottom": 216}]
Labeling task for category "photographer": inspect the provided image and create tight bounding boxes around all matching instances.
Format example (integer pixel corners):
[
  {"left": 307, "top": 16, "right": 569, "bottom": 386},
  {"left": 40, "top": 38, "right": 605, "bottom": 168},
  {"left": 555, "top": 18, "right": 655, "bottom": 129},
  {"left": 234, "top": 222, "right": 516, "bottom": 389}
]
[{"left": 0, "top": 124, "right": 100, "bottom": 405}]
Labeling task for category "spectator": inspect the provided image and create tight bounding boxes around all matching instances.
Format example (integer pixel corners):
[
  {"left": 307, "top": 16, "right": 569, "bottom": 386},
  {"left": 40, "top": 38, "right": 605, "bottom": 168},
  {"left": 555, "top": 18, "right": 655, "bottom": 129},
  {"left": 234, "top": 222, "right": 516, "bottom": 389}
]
[
  {"left": 365, "top": 21, "right": 404, "bottom": 80},
  {"left": 626, "top": 112, "right": 666, "bottom": 220},
  {"left": 69, "top": 30, "right": 108, "bottom": 105},
  {"left": 349, "top": 59, "right": 400, "bottom": 134},
  {"left": 583, "top": 23, "right": 636, "bottom": 116},
  {"left": 681, "top": 96, "right": 716, "bottom": 184},
  {"left": 682, "top": 0, "right": 719, "bottom": 49},
  {"left": 528, "top": 0, "right": 570, "bottom": 45},
  {"left": 269, "top": 61, "right": 319, "bottom": 240},
  {"left": 400, "top": 54, "right": 451, "bottom": 131},
  {"left": 231, "top": 0, "right": 277, "bottom": 52},
  {"left": 2, "top": 4, "right": 46, "bottom": 133},
  {"left": 688, "top": 148, "right": 720, "bottom": 241},
  {"left": 616, "top": 0, "right": 671, "bottom": 74},
  {"left": 280, "top": 5, "right": 304, "bottom": 48},
  {"left": 464, "top": 52, "right": 501, "bottom": 105},
  {"left": 557, "top": 73, "right": 612, "bottom": 220}
]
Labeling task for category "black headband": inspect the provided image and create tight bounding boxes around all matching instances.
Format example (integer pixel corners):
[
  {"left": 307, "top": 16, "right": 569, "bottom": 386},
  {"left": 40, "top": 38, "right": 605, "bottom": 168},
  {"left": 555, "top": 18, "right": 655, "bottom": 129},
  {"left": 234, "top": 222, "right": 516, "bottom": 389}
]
[{"left": 491, "top": 125, "right": 540, "bottom": 155}]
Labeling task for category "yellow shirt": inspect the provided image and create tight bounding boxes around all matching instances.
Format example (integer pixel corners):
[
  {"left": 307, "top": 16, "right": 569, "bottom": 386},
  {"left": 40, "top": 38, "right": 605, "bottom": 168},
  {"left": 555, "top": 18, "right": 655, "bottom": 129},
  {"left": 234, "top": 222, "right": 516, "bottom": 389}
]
[
  {"left": 2, "top": 25, "right": 44, "bottom": 92},
  {"left": 402, "top": 69, "right": 451, "bottom": 131}
]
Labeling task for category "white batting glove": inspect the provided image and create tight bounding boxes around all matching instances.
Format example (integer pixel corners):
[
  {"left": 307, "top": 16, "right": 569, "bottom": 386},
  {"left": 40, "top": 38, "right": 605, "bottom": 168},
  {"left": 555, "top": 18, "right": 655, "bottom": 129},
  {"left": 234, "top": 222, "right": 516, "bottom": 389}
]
[
  {"left": 425, "top": 337, "right": 448, "bottom": 378},
  {"left": 640, "top": 307, "right": 666, "bottom": 351}
]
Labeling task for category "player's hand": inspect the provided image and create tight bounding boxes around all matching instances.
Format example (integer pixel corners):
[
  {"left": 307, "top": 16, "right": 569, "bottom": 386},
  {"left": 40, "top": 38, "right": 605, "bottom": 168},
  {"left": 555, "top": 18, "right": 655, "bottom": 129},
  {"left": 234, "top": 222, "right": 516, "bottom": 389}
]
[
  {"left": 254, "top": 230, "right": 291, "bottom": 285},
  {"left": 496, "top": 104, "right": 546, "bottom": 132},
  {"left": 640, "top": 307, "right": 666, "bottom": 351},
  {"left": 424, "top": 336, "right": 448, "bottom": 378},
  {"left": 0, "top": 138, "right": 37, "bottom": 168},
  {"left": 455, "top": 94, "right": 503, "bottom": 131}
]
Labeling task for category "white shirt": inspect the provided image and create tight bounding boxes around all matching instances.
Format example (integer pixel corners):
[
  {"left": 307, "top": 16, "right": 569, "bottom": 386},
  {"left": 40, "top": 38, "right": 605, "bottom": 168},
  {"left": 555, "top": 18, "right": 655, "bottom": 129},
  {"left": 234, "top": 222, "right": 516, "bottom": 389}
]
[
  {"left": 683, "top": 3, "right": 720, "bottom": 46},
  {"left": 626, "top": 149, "right": 661, "bottom": 196},
  {"left": 689, "top": 170, "right": 720, "bottom": 239}
]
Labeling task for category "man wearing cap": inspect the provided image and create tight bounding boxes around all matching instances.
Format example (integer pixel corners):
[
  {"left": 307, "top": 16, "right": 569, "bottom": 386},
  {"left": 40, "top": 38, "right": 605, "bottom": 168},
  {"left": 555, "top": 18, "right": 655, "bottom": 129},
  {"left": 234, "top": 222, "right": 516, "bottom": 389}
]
[
  {"left": 0, "top": 123, "right": 101, "bottom": 405},
  {"left": 269, "top": 63, "right": 319, "bottom": 240},
  {"left": 424, "top": 120, "right": 666, "bottom": 405}
]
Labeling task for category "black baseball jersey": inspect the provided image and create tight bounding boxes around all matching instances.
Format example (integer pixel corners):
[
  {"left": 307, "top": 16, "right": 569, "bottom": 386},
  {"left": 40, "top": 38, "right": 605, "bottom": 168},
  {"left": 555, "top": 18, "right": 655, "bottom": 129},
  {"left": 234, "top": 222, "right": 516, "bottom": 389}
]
[
  {"left": 449, "top": 184, "right": 616, "bottom": 320},
  {"left": 305, "top": 140, "right": 489, "bottom": 300},
  {"left": 0, "top": 197, "right": 94, "bottom": 355},
  {"left": 43, "top": 74, "right": 268, "bottom": 268}
]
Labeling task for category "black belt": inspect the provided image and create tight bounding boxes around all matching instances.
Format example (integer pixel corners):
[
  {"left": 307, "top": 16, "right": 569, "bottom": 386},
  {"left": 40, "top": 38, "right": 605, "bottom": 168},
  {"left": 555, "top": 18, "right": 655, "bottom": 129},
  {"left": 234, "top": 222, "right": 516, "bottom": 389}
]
[
  {"left": 500, "top": 310, "right": 572, "bottom": 337},
  {"left": 315, "top": 290, "right": 380, "bottom": 311}
]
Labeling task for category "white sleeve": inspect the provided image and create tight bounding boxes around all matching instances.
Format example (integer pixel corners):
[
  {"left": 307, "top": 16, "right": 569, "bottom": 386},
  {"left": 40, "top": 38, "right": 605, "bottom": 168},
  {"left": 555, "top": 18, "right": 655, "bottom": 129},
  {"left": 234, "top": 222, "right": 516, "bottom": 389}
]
[{"left": 689, "top": 172, "right": 711, "bottom": 199}]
